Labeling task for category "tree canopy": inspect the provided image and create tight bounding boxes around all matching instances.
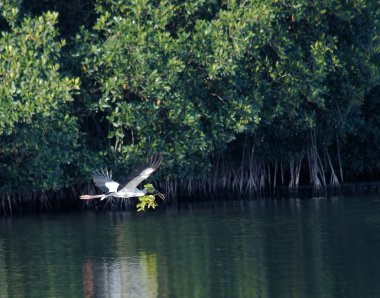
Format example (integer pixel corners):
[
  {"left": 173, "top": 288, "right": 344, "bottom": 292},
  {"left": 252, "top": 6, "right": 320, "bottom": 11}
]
[{"left": 0, "top": 0, "right": 379, "bottom": 196}]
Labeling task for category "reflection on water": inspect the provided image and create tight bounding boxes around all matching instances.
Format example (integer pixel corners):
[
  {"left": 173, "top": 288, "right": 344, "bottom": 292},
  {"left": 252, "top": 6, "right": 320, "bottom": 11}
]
[
  {"left": 1, "top": 196, "right": 380, "bottom": 297},
  {"left": 83, "top": 253, "right": 158, "bottom": 298}
]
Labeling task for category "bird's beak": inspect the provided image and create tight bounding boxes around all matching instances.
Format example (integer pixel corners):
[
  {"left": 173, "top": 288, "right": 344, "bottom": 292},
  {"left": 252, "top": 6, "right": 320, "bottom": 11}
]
[{"left": 156, "top": 191, "right": 165, "bottom": 200}]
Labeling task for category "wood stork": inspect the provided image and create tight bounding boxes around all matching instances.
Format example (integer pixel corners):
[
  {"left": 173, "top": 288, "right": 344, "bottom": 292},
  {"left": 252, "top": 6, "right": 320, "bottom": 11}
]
[{"left": 80, "top": 155, "right": 164, "bottom": 201}]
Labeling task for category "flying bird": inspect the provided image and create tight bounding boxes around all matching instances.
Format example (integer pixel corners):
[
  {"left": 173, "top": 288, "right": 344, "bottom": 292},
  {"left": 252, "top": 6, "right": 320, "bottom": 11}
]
[{"left": 80, "top": 155, "right": 164, "bottom": 201}]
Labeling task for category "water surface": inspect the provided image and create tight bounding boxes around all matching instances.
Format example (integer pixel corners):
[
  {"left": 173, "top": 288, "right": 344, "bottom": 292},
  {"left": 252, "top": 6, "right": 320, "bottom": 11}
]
[{"left": 1, "top": 196, "right": 380, "bottom": 297}]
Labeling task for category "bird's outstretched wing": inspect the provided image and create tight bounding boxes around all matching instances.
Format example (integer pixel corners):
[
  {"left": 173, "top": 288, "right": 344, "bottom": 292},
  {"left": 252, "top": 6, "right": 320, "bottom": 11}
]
[
  {"left": 92, "top": 169, "right": 120, "bottom": 193},
  {"left": 119, "top": 155, "right": 162, "bottom": 193}
]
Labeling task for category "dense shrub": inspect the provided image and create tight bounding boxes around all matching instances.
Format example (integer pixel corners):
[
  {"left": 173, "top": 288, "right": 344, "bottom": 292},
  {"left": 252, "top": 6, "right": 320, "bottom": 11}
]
[{"left": 0, "top": 0, "right": 379, "bottom": 195}]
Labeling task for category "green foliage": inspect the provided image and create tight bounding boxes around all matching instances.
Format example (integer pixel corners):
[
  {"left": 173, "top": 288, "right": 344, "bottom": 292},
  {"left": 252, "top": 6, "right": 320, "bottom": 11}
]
[
  {"left": 136, "top": 195, "right": 158, "bottom": 212},
  {"left": 0, "top": 11, "right": 79, "bottom": 134},
  {"left": 0, "top": 0, "right": 379, "bottom": 198},
  {"left": 78, "top": 0, "right": 377, "bottom": 181},
  {"left": 0, "top": 6, "right": 82, "bottom": 192},
  {"left": 78, "top": 0, "right": 265, "bottom": 176},
  {"left": 144, "top": 183, "right": 155, "bottom": 194},
  {"left": 135, "top": 184, "right": 163, "bottom": 212}
]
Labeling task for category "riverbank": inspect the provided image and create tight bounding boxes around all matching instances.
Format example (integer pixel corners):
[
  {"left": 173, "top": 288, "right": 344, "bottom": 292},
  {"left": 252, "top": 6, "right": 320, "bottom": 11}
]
[{"left": 2, "top": 181, "right": 380, "bottom": 216}]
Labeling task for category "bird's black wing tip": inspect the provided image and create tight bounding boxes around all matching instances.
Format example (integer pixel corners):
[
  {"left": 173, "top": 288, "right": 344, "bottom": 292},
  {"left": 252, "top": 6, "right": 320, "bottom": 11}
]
[
  {"left": 92, "top": 167, "right": 112, "bottom": 179},
  {"left": 148, "top": 154, "right": 162, "bottom": 170}
]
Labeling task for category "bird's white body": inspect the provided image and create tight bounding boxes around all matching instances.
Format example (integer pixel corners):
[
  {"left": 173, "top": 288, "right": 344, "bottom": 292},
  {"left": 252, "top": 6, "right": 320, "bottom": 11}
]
[
  {"left": 105, "top": 181, "right": 120, "bottom": 193},
  {"left": 105, "top": 188, "right": 147, "bottom": 199}
]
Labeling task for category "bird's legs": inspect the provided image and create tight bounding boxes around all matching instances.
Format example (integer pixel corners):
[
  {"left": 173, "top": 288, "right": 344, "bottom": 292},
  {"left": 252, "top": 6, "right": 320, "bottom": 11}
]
[{"left": 80, "top": 194, "right": 107, "bottom": 200}]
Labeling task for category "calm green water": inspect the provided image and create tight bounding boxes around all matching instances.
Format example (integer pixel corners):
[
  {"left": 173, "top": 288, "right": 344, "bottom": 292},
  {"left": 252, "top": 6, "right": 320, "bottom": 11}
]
[{"left": 1, "top": 196, "right": 380, "bottom": 297}]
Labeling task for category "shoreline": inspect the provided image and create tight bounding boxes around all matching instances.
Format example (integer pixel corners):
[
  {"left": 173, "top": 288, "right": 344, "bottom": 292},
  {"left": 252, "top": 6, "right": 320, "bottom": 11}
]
[{"left": 1, "top": 181, "right": 380, "bottom": 216}]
